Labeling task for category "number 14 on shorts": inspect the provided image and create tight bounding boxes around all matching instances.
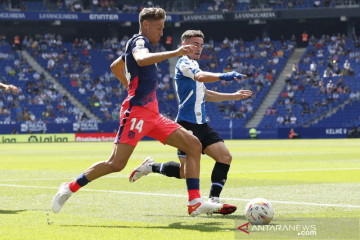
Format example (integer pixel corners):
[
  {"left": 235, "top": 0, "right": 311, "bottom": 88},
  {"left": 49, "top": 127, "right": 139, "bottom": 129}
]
[{"left": 130, "top": 118, "right": 144, "bottom": 133}]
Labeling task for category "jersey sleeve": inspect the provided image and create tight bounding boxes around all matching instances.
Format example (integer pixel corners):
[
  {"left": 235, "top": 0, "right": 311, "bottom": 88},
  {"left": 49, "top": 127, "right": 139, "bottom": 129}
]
[
  {"left": 131, "top": 36, "right": 150, "bottom": 53},
  {"left": 178, "top": 58, "right": 200, "bottom": 80}
]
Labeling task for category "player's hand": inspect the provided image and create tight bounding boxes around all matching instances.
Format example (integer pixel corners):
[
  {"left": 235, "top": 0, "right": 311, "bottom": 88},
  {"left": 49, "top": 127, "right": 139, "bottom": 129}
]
[
  {"left": 5, "top": 84, "right": 18, "bottom": 94},
  {"left": 233, "top": 73, "right": 246, "bottom": 83},
  {"left": 219, "top": 71, "right": 246, "bottom": 82},
  {"left": 233, "top": 90, "right": 252, "bottom": 101},
  {"left": 176, "top": 45, "right": 194, "bottom": 56}
]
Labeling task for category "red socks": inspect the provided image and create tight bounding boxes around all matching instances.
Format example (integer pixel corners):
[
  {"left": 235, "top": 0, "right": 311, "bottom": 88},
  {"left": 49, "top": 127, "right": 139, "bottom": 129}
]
[
  {"left": 188, "top": 189, "right": 201, "bottom": 201},
  {"left": 68, "top": 180, "right": 81, "bottom": 193}
]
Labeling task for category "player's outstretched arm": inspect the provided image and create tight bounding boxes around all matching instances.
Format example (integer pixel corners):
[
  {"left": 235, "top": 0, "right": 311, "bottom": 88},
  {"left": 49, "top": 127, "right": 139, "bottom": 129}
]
[
  {"left": 133, "top": 45, "right": 194, "bottom": 67},
  {"left": 205, "top": 89, "right": 252, "bottom": 102},
  {"left": 194, "top": 71, "right": 246, "bottom": 83},
  {"left": 0, "top": 82, "right": 18, "bottom": 94},
  {"left": 110, "top": 56, "right": 128, "bottom": 89}
]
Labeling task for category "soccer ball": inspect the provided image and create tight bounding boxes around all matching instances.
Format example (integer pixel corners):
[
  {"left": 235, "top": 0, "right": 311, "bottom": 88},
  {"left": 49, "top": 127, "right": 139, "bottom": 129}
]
[{"left": 244, "top": 198, "right": 274, "bottom": 225}]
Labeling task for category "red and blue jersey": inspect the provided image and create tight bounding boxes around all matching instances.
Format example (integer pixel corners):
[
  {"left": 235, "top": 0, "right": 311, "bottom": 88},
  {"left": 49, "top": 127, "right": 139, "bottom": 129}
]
[{"left": 121, "top": 33, "right": 159, "bottom": 113}]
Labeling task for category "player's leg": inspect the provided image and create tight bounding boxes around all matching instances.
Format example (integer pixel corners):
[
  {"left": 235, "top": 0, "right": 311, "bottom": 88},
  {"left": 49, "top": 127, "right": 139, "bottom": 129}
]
[
  {"left": 195, "top": 122, "right": 236, "bottom": 215},
  {"left": 84, "top": 143, "right": 134, "bottom": 181},
  {"left": 148, "top": 147, "right": 185, "bottom": 179},
  {"left": 141, "top": 140, "right": 232, "bottom": 192},
  {"left": 129, "top": 121, "right": 195, "bottom": 181},
  {"left": 164, "top": 128, "right": 222, "bottom": 216},
  {"left": 145, "top": 116, "right": 222, "bottom": 216},
  {"left": 203, "top": 141, "right": 237, "bottom": 215},
  {"left": 129, "top": 122, "right": 199, "bottom": 182},
  {"left": 162, "top": 127, "right": 201, "bottom": 178},
  {"left": 52, "top": 106, "right": 146, "bottom": 213},
  {"left": 69, "top": 143, "right": 134, "bottom": 191},
  {"left": 52, "top": 143, "right": 134, "bottom": 213},
  {"left": 203, "top": 141, "right": 232, "bottom": 199},
  {"left": 129, "top": 156, "right": 182, "bottom": 182}
]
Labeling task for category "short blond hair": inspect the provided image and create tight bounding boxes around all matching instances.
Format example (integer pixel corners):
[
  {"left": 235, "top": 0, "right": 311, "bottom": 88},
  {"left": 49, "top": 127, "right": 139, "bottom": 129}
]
[{"left": 139, "top": 7, "right": 166, "bottom": 26}]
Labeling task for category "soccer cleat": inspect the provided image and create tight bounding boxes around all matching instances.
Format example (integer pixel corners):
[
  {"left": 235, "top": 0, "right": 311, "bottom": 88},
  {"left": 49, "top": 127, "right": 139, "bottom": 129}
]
[
  {"left": 129, "top": 157, "right": 154, "bottom": 183},
  {"left": 52, "top": 183, "right": 72, "bottom": 213},
  {"left": 208, "top": 197, "right": 237, "bottom": 215},
  {"left": 188, "top": 198, "right": 223, "bottom": 217}
]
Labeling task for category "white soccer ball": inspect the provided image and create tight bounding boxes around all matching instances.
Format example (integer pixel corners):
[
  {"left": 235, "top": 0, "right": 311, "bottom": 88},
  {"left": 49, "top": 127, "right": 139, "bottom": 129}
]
[{"left": 244, "top": 198, "right": 274, "bottom": 225}]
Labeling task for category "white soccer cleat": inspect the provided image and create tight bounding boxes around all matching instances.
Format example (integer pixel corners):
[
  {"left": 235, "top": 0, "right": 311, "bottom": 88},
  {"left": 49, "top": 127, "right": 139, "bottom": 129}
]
[
  {"left": 129, "top": 157, "right": 154, "bottom": 183},
  {"left": 208, "top": 197, "right": 237, "bottom": 215},
  {"left": 188, "top": 198, "right": 223, "bottom": 217},
  {"left": 52, "top": 183, "right": 72, "bottom": 213}
]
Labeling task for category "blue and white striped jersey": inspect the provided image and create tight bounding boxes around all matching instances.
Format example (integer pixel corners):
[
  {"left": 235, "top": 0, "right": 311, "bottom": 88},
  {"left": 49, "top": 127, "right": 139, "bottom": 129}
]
[{"left": 175, "top": 56, "right": 207, "bottom": 124}]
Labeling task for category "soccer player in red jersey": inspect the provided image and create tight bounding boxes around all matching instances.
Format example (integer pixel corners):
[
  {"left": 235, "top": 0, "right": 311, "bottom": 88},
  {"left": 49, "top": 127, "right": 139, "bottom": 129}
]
[{"left": 52, "top": 7, "right": 222, "bottom": 216}]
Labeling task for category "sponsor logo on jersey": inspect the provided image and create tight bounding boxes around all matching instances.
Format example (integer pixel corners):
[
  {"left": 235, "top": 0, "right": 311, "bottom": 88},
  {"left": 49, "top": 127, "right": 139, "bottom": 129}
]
[{"left": 135, "top": 39, "right": 145, "bottom": 48}]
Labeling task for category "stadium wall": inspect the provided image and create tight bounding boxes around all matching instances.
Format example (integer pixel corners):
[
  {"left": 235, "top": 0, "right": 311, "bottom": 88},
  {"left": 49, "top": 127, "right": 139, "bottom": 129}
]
[{"left": 0, "top": 124, "right": 351, "bottom": 142}]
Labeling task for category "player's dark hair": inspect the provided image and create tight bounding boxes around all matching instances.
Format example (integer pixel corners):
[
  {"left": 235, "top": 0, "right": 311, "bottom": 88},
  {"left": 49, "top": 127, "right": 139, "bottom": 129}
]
[
  {"left": 139, "top": 7, "right": 166, "bottom": 25},
  {"left": 181, "top": 30, "right": 205, "bottom": 42}
]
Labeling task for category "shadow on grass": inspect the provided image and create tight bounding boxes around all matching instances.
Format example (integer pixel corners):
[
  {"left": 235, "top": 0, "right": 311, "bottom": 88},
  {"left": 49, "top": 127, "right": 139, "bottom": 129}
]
[
  {"left": 0, "top": 209, "right": 26, "bottom": 214},
  {"left": 208, "top": 214, "right": 245, "bottom": 220},
  {"left": 62, "top": 221, "right": 234, "bottom": 232},
  {"left": 143, "top": 214, "right": 245, "bottom": 220}
]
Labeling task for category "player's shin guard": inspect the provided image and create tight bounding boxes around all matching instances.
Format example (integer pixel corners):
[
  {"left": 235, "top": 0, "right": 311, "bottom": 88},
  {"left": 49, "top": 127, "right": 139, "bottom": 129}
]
[
  {"left": 151, "top": 161, "right": 181, "bottom": 179},
  {"left": 209, "top": 162, "right": 230, "bottom": 198},
  {"left": 68, "top": 172, "right": 90, "bottom": 193}
]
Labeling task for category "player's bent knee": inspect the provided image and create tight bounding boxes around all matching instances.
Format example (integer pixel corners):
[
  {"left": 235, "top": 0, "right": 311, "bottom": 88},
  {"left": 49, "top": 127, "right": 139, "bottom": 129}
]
[
  {"left": 185, "top": 142, "right": 202, "bottom": 156},
  {"left": 106, "top": 160, "right": 126, "bottom": 172},
  {"left": 219, "top": 153, "right": 232, "bottom": 164},
  {"left": 224, "top": 153, "right": 232, "bottom": 164},
  {"left": 186, "top": 136, "right": 202, "bottom": 156}
]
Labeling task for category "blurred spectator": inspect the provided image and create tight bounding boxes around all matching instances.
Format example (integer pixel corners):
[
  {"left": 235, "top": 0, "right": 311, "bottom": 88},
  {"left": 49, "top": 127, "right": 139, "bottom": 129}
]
[
  {"left": 265, "top": 106, "right": 272, "bottom": 115},
  {"left": 326, "top": 80, "right": 333, "bottom": 94},
  {"left": 276, "top": 115, "right": 284, "bottom": 125},
  {"left": 290, "top": 114, "right": 297, "bottom": 124}
]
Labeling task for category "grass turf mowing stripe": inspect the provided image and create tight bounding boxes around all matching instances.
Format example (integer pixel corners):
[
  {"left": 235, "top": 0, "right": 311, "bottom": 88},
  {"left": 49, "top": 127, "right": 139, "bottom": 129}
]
[
  {"left": 1, "top": 167, "right": 359, "bottom": 182},
  {"left": 1, "top": 183, "right": 360, "bottom": 209}
]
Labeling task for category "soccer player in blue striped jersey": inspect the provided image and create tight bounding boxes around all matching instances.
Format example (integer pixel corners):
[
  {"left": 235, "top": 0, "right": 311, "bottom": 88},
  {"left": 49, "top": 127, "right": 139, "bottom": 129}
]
[{"left": 130, "top": 30, "right": 252, "bottom": 215}]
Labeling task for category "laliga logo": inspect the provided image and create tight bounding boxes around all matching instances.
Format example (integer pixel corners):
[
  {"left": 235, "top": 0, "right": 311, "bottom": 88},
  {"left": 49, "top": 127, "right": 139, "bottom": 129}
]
[{"left": 238, "top": 222, "right": 250, "bottom": 234}]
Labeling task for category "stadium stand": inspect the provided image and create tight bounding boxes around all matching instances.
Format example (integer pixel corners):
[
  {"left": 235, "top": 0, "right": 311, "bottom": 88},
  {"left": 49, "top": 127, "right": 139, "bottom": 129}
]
[
  {"left": 2, "top": 31, "right": 359, "bottom": 136},
  {"left": 313, "top": 100, "right": 360, "bottom": 127},
  {"left": 14, "top": 33, "right": 292, "bottom": 130},
  {"left": 201, "top": 36, "right": 292, "bottom": 129},
  {"left": 1, "top": 32, "right": 295, "bottom": 130},
  {"left": 0, "top": 36, "right": 84, "bottom": 125},
  {"left": 194, "top": 0, "right": 340, "bottom": 12},
  {"left": 258, "top": 34, "right": 360, "bottom": 128},
  {"left": 1, "top": 0, "right": 359, "bottom": 13},
  {"left": 24, "top": 1, "right": 47, "bottom": 11}
]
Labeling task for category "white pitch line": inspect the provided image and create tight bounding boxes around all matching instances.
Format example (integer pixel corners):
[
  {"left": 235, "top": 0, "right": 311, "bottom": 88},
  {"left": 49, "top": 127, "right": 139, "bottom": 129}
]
[
  {"left": 221, "top": 197, "right": 360, "bottom": 209},
  {"left": 0, "top": 175, "right": 139, "bottom": 182},
  {"left": 0, "top": 183, "right": 359, "bottom": 209},
  {"left": 228, "top": 167, "right": 360, "bottom": 174},
  {"left": 1, "top": 167, "right": 359, "bottom": 182}
]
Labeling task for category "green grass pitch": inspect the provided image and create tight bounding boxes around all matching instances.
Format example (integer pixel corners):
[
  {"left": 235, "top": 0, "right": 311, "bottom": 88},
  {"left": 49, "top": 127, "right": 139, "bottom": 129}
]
[{"left": 0, "top": 139, "right": 359, "bottom": 240}]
